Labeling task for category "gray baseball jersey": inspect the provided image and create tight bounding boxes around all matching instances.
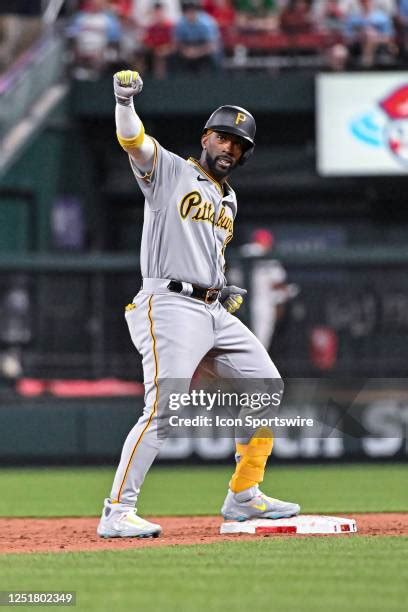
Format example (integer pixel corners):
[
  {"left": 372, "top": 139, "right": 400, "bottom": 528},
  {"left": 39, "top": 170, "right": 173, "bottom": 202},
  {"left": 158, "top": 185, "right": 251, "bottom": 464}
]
[{"left": 130, "top": 139, "right": 237, "bottom": 289}]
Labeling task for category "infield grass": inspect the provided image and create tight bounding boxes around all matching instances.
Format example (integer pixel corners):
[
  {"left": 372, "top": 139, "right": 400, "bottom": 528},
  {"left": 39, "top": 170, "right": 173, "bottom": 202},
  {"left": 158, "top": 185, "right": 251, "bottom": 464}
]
[
  {"left": 1, "top": 537, "right": 407, "bottom": 612},
  {"left": 0, "top": 463, "right": 406, "bottom": 517}
]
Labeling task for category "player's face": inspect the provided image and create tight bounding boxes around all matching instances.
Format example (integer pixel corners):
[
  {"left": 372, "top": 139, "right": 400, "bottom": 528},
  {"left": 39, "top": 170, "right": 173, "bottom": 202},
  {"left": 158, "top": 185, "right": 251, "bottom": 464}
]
[{"left": 201, "top": 131, "right": 245, "bottom": 179}]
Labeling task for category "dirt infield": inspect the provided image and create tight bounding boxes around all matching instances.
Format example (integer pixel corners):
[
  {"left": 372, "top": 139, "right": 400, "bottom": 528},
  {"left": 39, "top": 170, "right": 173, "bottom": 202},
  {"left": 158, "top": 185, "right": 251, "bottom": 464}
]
[{"left": 0, "top": 513, "right": 407, "bottom": 554}]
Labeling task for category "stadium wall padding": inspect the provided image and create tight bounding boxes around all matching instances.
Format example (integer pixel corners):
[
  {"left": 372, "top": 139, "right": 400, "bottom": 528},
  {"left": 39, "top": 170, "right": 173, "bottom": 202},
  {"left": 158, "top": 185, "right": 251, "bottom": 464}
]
[
  {"left": 70, "top": 74, "right": 314, "bottom": 117},
  {"left": 0, "top": 395, "right": 406, "bottom": 463}
]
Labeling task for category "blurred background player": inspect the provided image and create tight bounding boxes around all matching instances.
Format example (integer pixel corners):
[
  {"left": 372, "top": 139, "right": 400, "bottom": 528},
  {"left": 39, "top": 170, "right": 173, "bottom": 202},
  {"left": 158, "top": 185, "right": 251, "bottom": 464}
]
[{"left": 240, "top": 229, "right": 299, "bottom": 351}]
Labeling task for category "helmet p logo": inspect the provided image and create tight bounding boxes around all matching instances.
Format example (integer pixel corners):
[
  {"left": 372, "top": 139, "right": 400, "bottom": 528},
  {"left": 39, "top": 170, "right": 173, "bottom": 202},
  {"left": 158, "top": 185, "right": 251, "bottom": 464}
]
[{"left": 235, "top": 112, "right": 247, "bottom": 125}]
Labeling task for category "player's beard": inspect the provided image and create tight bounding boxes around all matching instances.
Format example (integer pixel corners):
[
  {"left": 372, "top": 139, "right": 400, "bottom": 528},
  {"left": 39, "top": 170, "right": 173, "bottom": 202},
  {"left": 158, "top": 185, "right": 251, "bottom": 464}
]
[{"left": 205, "top": 151, "right": 238, "bottom": 180}]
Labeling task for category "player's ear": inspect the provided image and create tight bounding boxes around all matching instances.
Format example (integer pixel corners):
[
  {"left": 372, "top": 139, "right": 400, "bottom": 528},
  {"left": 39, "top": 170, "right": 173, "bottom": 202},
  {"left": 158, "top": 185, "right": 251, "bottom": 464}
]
[{"left": 201, "top": 132, "right": 210, "bottom": 149}]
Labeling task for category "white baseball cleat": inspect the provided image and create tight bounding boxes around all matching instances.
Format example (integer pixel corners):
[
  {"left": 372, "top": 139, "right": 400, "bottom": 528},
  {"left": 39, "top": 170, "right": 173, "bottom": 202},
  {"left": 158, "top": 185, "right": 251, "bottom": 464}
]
[
  {"left": 97, "top": 499, "right": 162, "bottom": 538},
  {"left": 221, "top": 486, "right": 300, "bottom": 521}
]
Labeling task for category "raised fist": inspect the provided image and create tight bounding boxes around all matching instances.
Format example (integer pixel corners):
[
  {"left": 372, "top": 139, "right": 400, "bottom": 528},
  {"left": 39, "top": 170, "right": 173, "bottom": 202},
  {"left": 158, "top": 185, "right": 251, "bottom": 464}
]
[{"left": 113, "top": 70, "right": 143, "bottom": 106}]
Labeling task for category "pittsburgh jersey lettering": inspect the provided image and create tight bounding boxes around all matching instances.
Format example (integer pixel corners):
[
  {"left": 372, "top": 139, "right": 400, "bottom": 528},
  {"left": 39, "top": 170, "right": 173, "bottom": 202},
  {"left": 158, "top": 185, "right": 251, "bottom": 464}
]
[{"left": 179, "top": 191, "right": 233, "bottom": 241}]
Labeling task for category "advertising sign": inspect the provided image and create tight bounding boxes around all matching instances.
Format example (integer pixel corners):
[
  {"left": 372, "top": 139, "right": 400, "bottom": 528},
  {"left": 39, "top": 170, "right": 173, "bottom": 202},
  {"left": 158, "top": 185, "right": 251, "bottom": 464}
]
[{"left": 317, "top": 72, "right": 408, "bottom": 175}]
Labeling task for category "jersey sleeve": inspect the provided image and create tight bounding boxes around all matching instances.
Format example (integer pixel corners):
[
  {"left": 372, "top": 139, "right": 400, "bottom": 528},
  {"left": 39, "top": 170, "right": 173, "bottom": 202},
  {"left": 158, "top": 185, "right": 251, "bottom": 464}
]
[{"left": 129, "top": 139, "right": 183, "bottom": 211}]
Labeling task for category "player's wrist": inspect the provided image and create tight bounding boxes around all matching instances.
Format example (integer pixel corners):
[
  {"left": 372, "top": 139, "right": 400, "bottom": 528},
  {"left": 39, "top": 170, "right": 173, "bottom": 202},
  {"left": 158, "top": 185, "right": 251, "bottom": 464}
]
[{"left": 115, "top": 94, "right": 132, "bottom": 107}]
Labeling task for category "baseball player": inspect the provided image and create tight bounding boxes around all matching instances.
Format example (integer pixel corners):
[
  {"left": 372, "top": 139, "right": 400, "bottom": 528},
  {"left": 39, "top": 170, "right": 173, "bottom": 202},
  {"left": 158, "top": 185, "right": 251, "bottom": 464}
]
[{"left": 97, "top": 70, "right": 300, "bottom": 538}]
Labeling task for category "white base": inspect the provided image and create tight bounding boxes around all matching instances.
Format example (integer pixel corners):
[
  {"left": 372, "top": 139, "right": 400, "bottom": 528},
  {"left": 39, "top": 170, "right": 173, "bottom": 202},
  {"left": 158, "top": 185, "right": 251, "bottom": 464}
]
[{"left": 220, "top": 515, "right": 357, "bottom": 535}]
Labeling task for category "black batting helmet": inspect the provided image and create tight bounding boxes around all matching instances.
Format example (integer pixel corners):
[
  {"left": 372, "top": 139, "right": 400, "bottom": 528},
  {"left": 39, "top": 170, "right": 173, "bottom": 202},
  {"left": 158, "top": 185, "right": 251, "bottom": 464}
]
[{"left": 203, "top": 105, "right": 256, "bottom": 165}]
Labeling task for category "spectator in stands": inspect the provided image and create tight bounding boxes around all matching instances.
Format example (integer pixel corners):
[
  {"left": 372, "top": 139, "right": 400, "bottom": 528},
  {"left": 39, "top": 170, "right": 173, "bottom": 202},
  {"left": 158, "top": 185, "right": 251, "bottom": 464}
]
[
  {"left": 0, "top": 1, "right": 43, "bottom": 73},
  {"left": 128, "top": 0, "right": 181, "bottom": 27},
  {"left": 395, "top": 0, "right": 408, "bottom": 58},
  {"left": 397, "top": 0, "right": 408, "bottom": 18},
  {"left": 313, "top": 0, "right": 396, "bottom": 19},
  {"left": 324, "top": 41, "right": 349, "bottom": 69},
  {"left": 202, "top": 0, "right": 236, "bottom": 33},
  {"left": 67, "top": 0, "right": 123, "bottom": 79},
  {"left": 342, "top": 0, "right": 396, "bottom": 16},
  {"left": 143, "top": 2, "right": 175, "bottom": 77},
  {"left": 314, "top": 0, "right": 346, "bottom": 33},
  {"left": 373, "top": 0, "right": 396, "bottom": 15},
  {"left": 279, "top": 0, "right": 314, "bottom": 34},
  {"left": 234, "top": 0, "right": 278, "bottom": 33},
  {"left": 344, "top": 0, "right": 397, "bottom": 66},
  {"left": 79, "top": 0, "right": 135, "bottom": 17},
  {"left": 109, "top": 0, "right": 134, "bottom": 16},
  {"left": 174, "top": 0, "right": 222, "bottom": 71},
  {"left": 102, "top": 1, "right": 147, "bottom": 69},
  {"left": 312, "top": 1, "right": 350, "bottom": 70}
]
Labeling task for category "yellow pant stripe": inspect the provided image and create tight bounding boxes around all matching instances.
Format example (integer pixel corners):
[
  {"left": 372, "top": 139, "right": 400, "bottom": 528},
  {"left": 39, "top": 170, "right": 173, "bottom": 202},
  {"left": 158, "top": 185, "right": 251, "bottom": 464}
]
[
  {"left": 116, "top": 295, "right": 159, "bottom": 502},
  {"left": 117, "top": 124, "right": 145, "bottom": 150}
]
